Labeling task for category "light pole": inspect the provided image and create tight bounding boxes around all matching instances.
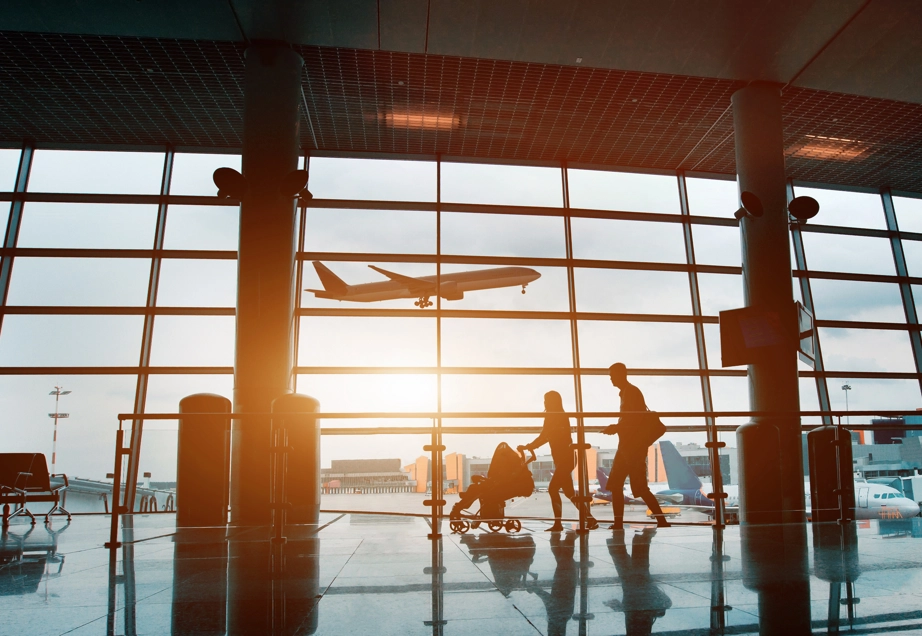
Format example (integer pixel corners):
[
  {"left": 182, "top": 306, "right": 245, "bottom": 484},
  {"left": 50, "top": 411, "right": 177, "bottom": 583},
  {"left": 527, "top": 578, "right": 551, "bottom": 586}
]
[
  {"left": 841, "top": 382, "right": 852, "bottom": 425},
  {"left": 49, "top": 386, "right": 71, "bottom": 474}
]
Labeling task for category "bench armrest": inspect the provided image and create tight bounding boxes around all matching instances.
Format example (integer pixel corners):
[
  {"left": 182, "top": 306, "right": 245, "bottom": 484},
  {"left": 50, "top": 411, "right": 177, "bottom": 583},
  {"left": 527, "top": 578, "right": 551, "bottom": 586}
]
[
  {"left": 13, "top": 471, "right": 33, "bottom": 489},
  {"left": 50, "top": 473, "right": 69, "bottom": 488}
]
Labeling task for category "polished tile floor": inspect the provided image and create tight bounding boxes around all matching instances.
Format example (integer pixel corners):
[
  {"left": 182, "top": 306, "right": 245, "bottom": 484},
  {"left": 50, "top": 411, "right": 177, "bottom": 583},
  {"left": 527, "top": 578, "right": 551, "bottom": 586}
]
[{"left": 3, "top": 513, "right": 922, "bottom": 635}]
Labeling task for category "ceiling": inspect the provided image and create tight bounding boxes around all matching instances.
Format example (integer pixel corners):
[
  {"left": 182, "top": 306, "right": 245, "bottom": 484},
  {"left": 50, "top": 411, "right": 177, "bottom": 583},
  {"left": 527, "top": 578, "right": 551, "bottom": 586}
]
[{"left": 0, "top": 1, "right": 920, "bottom": 191}]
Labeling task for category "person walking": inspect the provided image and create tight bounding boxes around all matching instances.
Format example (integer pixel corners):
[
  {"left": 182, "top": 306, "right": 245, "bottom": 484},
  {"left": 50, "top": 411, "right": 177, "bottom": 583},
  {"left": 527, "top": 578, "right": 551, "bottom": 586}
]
[
  {"left": 520, "top": 391, "right": 598, "bottom": 532},
  {"left": 602, "top": 363, "right": 669, "bottom": 529}
]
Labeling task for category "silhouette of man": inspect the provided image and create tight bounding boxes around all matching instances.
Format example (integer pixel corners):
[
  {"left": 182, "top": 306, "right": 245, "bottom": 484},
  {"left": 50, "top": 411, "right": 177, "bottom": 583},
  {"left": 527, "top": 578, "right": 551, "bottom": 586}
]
[
  {"left": 529, "top": 531, "right": 577, "bottom": 636},
  {"left": 601, "top": 363, "right": 669, "bottom": 529},
  {"left": 606, "top": 528, "right": 671, "bottom": 635},
  {"left": 521, "top": 391, "right": 598, "bottom": 532}
]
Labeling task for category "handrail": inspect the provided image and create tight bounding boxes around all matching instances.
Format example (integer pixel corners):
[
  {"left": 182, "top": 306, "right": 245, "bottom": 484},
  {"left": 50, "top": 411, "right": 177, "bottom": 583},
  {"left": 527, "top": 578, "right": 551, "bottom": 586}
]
[{"left": 116, "top": 408, "right": 922, "bottom": 423}]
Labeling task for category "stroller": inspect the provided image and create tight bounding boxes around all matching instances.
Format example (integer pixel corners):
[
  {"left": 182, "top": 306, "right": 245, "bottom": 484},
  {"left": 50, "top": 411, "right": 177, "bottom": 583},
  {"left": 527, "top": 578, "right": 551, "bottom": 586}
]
[{"left": 449, "top": 442, "right": 536, "bottom": 534}]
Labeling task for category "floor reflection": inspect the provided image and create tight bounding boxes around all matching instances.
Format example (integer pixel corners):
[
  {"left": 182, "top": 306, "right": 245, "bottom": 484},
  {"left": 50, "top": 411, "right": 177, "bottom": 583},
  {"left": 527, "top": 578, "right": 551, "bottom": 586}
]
[
  {"left": 606, "top": 527, "right": 672, "bottom": 635},
  {"left": 4, "top": 514, "right": 922, "bottom": 635},
  {"left": 0, "top": 522, "right": 67, "bottom": 596}
]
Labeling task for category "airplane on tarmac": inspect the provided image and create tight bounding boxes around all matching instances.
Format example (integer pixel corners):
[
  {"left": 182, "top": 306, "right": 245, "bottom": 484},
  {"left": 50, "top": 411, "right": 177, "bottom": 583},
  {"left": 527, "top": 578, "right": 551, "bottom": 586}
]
[
  {"left": 306, "top": 261, "right": 541, "bottom": 308},
  {"left": 593, "top": 440, "right": 921, "bottom": 521}
]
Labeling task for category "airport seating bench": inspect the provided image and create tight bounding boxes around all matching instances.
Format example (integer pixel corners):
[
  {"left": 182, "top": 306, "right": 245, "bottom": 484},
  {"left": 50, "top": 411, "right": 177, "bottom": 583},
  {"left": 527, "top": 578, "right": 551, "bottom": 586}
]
[{"left": 0, "top": 453, "right": 71, "bottom": 528}]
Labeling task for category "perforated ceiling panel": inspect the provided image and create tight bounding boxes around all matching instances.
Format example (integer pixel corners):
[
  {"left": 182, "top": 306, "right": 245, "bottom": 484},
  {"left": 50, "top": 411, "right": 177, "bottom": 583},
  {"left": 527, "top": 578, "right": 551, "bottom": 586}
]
[{"left": 0, "top": 31, "right": 920, "bottom": 192}]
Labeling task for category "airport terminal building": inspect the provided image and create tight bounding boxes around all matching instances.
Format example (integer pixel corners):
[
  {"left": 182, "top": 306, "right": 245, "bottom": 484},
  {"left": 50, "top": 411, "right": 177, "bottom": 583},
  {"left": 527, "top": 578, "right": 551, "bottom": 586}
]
[{"left": 2, "top": 2, "right": 922, "bottom": 634}]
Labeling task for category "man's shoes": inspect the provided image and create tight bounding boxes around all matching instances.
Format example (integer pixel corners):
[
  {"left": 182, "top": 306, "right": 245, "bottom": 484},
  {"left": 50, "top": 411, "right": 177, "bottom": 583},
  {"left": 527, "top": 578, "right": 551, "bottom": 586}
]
[
  {"left": 585, "top": 517, "right": 599, "bottom": 530},
  {"left": 546, "top": 524, "right": 564, "bottom": 532},
  {"left": 654, "top": 515, "right": 671, "bottom": 528}
]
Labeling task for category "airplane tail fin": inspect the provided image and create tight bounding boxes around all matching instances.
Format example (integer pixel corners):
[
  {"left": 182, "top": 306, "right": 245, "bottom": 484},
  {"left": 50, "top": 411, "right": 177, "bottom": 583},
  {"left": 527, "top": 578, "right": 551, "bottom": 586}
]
[
  {"left": 312, "top": 261, "right": 349, "bottom": 295},
  {"left": 597, "top": 467, "right": 609, "bottom": 492},
  {"left": 660, "top": 440, "right": 703, "bottom": 491}
]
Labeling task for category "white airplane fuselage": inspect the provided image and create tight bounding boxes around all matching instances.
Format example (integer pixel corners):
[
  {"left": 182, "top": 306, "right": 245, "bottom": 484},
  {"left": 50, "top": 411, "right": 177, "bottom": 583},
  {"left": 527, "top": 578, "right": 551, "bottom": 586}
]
[{"left": 312, "top": 266, "right": 540, "bottom": 302}]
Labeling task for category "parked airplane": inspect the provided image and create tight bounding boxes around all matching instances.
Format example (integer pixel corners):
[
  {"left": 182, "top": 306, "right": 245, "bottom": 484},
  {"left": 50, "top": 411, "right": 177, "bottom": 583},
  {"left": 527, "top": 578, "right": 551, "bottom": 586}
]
[
  {"left": 591, "top": 466, "right": 682, "bottom": 506},
  {"left": 306, "top": 261, "right": 541, "bottom": 308},
  {"left": 594, "top": 440, "right": 921, "bottom": 521}
]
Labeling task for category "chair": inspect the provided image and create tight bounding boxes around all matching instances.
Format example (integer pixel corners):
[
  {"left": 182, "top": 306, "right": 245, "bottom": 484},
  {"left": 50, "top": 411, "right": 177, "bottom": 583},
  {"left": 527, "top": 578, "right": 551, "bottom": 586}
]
[{"left": 0, "top": 453, "right": 71, "bottom": 528}]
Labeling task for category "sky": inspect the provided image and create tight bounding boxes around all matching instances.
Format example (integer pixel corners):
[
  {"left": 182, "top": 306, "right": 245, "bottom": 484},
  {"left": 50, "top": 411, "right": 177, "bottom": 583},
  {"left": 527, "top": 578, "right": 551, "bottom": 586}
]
[{"left": 1, "top": 149, "right": 921, "bottom": 482}]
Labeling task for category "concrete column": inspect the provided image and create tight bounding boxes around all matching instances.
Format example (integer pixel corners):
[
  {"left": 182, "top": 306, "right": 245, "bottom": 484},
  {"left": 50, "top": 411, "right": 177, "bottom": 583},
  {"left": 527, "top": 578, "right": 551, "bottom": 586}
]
[
  {"left": 732, "top": 82, "right": 806, "bottom": 524},
  {"left": 231, "top": 43, "right": 303, "bottom": 524}
]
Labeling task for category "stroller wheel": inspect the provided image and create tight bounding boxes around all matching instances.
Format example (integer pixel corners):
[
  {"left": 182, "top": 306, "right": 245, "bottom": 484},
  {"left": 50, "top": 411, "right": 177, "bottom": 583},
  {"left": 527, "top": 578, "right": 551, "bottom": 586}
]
[
  {"left": 450, "top": 520, "right": 470, "bottom": 534},
  {"left": 505, "top": 519, "right": 522, "bottom": 533},
  {"left": 488, "top": 520, "right": 503, "bottom": 533}
]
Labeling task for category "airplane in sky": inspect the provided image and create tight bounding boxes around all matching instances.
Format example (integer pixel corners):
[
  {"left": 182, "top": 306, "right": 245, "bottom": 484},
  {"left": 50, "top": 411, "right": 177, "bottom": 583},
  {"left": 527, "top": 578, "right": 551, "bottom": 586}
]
[
  {"left": 306, "top": 261, "right": 541, "bottom": 308},
  {"left": 593, "top": 440, "right": 921, "bottom": 521}
]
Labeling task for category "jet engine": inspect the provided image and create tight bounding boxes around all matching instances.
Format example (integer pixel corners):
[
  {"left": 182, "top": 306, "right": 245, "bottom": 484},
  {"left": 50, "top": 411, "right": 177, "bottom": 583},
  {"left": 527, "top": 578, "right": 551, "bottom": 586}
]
[{"left": 438, "top": 282, "right": 464, "bottom": 301}]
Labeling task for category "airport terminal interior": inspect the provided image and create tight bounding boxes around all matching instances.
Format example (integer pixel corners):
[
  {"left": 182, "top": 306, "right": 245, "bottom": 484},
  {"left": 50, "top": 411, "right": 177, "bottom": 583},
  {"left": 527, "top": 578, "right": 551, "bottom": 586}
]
[{"left": 3, "top": 1, "right": 922, "bottom": 634}]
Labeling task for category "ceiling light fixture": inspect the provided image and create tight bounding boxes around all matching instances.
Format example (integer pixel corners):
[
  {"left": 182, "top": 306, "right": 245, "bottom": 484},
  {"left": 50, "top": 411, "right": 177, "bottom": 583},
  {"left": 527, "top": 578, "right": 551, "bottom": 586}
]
[
  {"left": 383, "top": 109, "right": 461, "bottom": 131},
  {"left": 785, "top": 134, "right": 869, "bottom": 161}
]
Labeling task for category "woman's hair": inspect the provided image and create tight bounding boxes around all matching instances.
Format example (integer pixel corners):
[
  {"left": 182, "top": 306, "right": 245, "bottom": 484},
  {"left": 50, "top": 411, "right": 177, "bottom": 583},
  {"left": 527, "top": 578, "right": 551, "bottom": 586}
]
[{"left": 544, "top": 390, "right": 564, "bottom": 412}]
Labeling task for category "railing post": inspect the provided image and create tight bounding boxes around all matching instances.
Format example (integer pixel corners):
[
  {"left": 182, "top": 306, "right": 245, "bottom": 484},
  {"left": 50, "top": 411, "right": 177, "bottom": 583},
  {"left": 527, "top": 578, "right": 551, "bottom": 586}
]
[
  {"left": 423, "top": 419, "right": 445, "bottom": 539},
  {"left": 705, "top": 418, "right": 727, "bottom": 528},
  {"left": 106, "top": 426, "right": 127, "bottom": 549}
]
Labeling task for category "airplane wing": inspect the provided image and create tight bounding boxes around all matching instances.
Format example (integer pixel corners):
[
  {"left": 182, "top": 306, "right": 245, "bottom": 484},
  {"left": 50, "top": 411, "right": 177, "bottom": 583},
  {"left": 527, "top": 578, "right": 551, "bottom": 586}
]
[{"left": 368, "top": 265, "right": 436, "bottom": 294}]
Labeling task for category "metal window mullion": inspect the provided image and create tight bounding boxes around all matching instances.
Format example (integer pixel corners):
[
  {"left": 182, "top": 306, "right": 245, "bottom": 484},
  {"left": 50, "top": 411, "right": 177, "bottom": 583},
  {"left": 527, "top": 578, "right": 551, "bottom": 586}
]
[
  {"left": 881, "top": 188, "right": 922, "bottom": 394},
  {"left": 0, "top": 143, "right": 33, "bottom": 333},
  {"left": 432, "top": 154, "right": 443, "bottom": 536},
  {"left": 787, "top": 181, "right": 832, "bottom": 424},
  {"left": 678, "top": 172, "right": 723, "bottom": 525},
  {"left": 562, "top": 161, "right": 589, "bottom": 531},
  {"left": 125, "top": 148, "right": 173, "bottom": 512},
  {"left": 292, "top": 154, "right": 309, "bottom": 393}
]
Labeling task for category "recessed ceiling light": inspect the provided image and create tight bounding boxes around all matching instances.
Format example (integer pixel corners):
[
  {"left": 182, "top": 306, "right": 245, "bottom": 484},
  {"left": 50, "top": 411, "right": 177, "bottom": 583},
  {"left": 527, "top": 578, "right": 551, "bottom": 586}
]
[
  {"left": 785, "top": 134, "right": 869, "bottom": 161},
  {"left": 383, "top": 109, "right": 460, "bottom": 131},
  {"left": 575, "top": 57, "right": 582, "bottom": 63}
]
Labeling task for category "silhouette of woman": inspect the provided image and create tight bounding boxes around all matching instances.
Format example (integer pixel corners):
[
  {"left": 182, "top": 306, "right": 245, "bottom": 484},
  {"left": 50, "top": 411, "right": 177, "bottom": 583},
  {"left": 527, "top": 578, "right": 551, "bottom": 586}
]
[{"left": 521, "top": 391, "right": 598, "bottom": 532}]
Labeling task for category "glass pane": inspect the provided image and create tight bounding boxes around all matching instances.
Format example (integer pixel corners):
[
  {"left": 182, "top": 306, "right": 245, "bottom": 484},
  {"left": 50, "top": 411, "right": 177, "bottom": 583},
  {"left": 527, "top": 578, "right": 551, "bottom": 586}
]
[
  {"left": 810, "top": 279, "right": 905, "bottom": 322},
  {"left": 571, "top": 217, "right": 686, "bottom": 262},
  {"left": 18, "top": 203, "right": 158, "bottom": 249},
  {"left": 697, "top": 273, "right": 743, "bottom": 317},
  {"left": 7, "top": 258, "right": 151, "bottom": 306},
  {"left": 708, "top": 375, "right": 749, "bottom": 428},
  {"left": 441, "top": 319, "right": 572, "bottom": 368},
  {"left": 819, "top": 328, "right": 915, "bottom": 373},
  {"left": 826, "top": 378, "right": 921, "bottom": 427},
  {"left": 703, "top": 323, "right": 722, "bottom": 369},
  {"left": 793, "top": 186, "right": 885, "bottom": 230},
  {"left": 0, "top": 374, "right": 136, "bottom": 480},
  {"left": 298, "top": 317, "right": 436, "bottom": 367},
  {"left": 304, "top": 208, "right": 435, "bottom": 254},
  {"left": 567, "top": 169, "right": 679, "bottom": 213},
  {"left": 894, "top": 195, "right": 922, "bottom": 233},
  {"left": 574, "top": 268, "right": 691, "bottom": 314},
  {"left": 801, "top": 232, "right": 895, "bottom": 275},
  {"left": 900, "top": 238, "right": 922, "bottom": 277},
  {"left": 0, "top": 315, "right": 143, "bottom": 366},
  {"left": 163, "top": 205, "right": 239, "bottom": 251},
  {"left": 441, "top": 212, "right": 565, "bottom": 257},
  {"left": 0, "top": 148, "right": 21, "bottom": 190},
  {"left": 577, "top": 321, "right": 700, "bottom": 369},
  {"left": 29, "top": 150, "right": 164, "bottom": 194},
  {"left": 300, "top": 261, "right": 436, "bottom": 310},
  {"left": 439, "top": 263, "right": 569, "bottom": 312},
  {"left": 296, "top": 373, "right": 437, "bottom": 415},
  {"left": 157, "top": 259, "right": 238, "bottom": 307},
  {"left": 691, "top": 223, "right": 741, "bottom": 266},
  {"left": 441, "top": 162, "right": 562, "bottom": 207},
  {"left": 149, "top": 316, "right": 235, "bottom": 366},
  {"left": 307, "top": 157, "right": 436, "bottom": 202},
  {"left": 799, "top": 376, "right": 822, "bottom": 426},
  {"left": 441, "top": 374, "right": 576, "bottom": 415},
  {"left": 170, "top": 153, "right": 241, "bottom": 196},
  {"left": 685, "top": 177, "right": 738, "bottom": 217}
]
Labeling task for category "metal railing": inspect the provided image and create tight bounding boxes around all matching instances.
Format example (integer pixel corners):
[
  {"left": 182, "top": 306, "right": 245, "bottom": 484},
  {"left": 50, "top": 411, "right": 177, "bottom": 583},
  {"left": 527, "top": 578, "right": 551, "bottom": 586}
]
[{"left": 102, "top": 407, "right": 922, "bottom": 547}]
